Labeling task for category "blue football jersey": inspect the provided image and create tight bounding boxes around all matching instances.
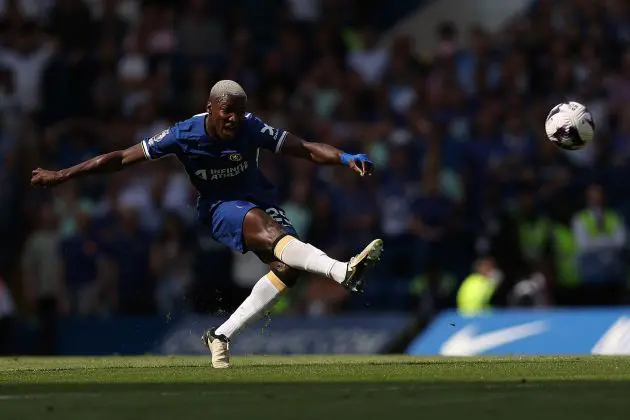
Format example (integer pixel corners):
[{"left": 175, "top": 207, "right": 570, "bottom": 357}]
[{"left": 141, "top": 112, "right": 287, "bottom": 210}]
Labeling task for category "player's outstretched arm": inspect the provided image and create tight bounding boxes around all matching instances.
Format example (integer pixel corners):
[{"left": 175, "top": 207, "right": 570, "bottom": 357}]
[
  {"left": 281, "top": 133, "right": 373, "bottom": 176},
  {"left": 31, "top": 143, "right": 147, "bottom": 188}
]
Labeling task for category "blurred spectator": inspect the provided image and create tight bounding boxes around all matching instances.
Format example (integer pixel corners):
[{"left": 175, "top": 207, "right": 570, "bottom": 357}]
[
  {"left": 547, "top": 195, "right": 581, "bottom": 305},
  {"left": 377, "top": 143, "right": 416, "bottom": 279},
  {"left": 409, "top": 172, "right": 455, "bottom": 268},
  {"left": 190, "top": 232, "right": 234, "bottom": 313},
  {"left": 534, "top": 139, "right": 575, "bottom": 200},
  {"left": 21, "top": 202, "right": 67, "bottom": 353},
  {"left": 152, "top": 212, "right": 194, "bottom": 315},
  {"left": 101, "top": 206, "right": 154, "bottom": 315},
  {"left": 231, "top": 251, "right": 269, "bottom": 307},
  {"left": 456, "top": 26, "right": 500, "bottom": 97},
  {"left": 347, "top": 24, "right": 388, "bottom": 86},
  {"left": 606, "top": 49, "right": 630, "bottom": 111},
  {"left": 410, "top": 261, "right": 457, "bottom": 317},
  {"left": 176, "top": 0, "right": 224, "bottom": 57},
  {"left": 0, "top": 275, "right": 15, "bottom": 354},
  {"left": 0, "top": 21, "right": 54, "bottom": 114},
  {"left": 507, "top": 271, "right": 549, "bottom": 308},
  {"left": 48, "top": 0, "right": 95, "bottom": 53},
  {"left": 435, "top": 21, "right": 458, "bottom": 59},
  {"left": 610, "top": 106, "right": 630, "bottom": 168},
  {"left": 118, "top": 32, "right": 150, "bottom": 115},
  {"left": 286, "top": 0, "right": 321, "bottom": 23},
  {"left": 0, "top": 0, "right": 53, "bottom": 22},
  {"left": 456, "top": 256, "right": 502, "bottom": 316},
  {"left": 512, "top": 187, "right": 548, "bottom": 272},
  {"left": 282, "top": 179, "right": 313, "bottom": 239},
  {"left": 474, "top": 187, "right": 523, "bottom": 281},
  {"left": 300, "top": 274, "right": 348, "bottom": 316},
  {"left": 146, "top": 6, "right": 176, "bottom": 56},
  {"left": 53, "top": 182, "right": 95, "bottom": 237},
  {"left": 60, "top": 209, "right": 109, "bottom": 316},
  {"left": 0, "top": 66, "right": 21, "bottom": 150},
  {"left": 572, "top": 184, "right": 627, "bottom": 304},
  {"left": 336, "top": 170, "right": 379, "bottom": 253},
  {"left": 306, "top": 190, "right": 340, "bottom": 251},
  {"left": 94, "top": 0, "right": 128, "bottom": 47}
]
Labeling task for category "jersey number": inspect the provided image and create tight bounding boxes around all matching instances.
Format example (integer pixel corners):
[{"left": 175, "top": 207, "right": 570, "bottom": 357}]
[{"left": 265, "top": 207, "right": 290, "bottom": 227}]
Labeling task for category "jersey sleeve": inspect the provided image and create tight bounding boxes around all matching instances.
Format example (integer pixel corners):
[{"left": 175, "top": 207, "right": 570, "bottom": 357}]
[
  {"left": 141, "top": 126, "right": 181, "bottom": 160},
  {"left": 247, "top": 114, "right": 288, "bottom": 153}
]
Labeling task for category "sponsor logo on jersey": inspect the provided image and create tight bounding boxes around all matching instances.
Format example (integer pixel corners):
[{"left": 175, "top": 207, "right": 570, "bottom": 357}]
[
  {"left": 195, "top": 161, "right": 249, "bottom": 181},
  {"left": 148, "top": 129, "right": 169, "bottom": 146},
  {"left": 229, "top": 153, "right": 242, "bottom": 162},
  {"left": 261, "top": 123, "right": 276, "bottom": 139}
]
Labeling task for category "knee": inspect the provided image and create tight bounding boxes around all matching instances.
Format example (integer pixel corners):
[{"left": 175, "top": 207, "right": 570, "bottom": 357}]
[
  {"left": 254, "top": 226, "right": 288, "bottom": 255},
  {"left": 270, "top": 261, "right": 300, "bottom": 288},
  {"left": 267, "top": 226, "right": 289, "bottom": 254}
]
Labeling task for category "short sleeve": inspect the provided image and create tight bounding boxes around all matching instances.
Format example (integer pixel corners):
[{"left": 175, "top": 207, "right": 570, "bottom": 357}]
[
  {"left": 247, "top": 114, "right": 288, "bottom": 153},
  {"left": 141, "top": 126, "right": 181, "bottom": 160}
]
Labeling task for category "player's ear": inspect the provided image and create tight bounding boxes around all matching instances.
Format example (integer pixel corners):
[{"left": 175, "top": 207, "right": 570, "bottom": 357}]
[{"left": 206, "top": 101, "right": 212, "bottom": 116}]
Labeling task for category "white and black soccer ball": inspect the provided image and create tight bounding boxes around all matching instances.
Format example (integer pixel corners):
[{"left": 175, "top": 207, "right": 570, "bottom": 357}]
[{"left": 544, "top": 101, "right": 595, "bottom": 150}]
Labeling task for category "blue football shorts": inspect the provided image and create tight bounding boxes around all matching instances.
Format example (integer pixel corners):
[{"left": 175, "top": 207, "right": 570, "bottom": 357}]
[{"left": 202, "top": 200, "right": 298, "bottom": 253}]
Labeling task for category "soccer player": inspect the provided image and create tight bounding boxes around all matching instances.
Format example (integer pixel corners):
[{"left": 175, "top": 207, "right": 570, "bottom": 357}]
[{"left": 31, "top": 80, "right": 383, "bottom": 368}]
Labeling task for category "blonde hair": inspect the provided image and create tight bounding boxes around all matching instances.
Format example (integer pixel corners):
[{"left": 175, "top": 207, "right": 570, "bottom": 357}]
[{"left": 209, "top": 80, "right": 247, "bottom": 102}]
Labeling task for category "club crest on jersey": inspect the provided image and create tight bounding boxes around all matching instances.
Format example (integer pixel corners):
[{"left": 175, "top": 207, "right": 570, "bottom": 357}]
[{"left": 229, "top": 153, "right": 242, "bottom": 162}]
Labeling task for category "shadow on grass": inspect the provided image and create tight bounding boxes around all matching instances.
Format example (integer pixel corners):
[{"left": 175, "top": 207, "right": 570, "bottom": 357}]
[
  {"left": 2, "top": 379, "right": 630, "bottom": 392},
  {"left": 1, "top": 381, "right": 629, "bottom": 420}
]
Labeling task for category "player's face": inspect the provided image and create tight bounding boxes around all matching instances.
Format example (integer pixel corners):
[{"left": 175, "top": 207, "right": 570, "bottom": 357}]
[{"left": 210, "top": 95, "right": 246, "bottom": 139}]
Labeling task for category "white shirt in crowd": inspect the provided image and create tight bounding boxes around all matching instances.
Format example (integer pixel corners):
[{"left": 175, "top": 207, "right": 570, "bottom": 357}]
[
  {"left": 0, "top": 44, "right": 54, "bottom": 113},
  {"left": 347, "top": 47, "right": 389, "bottom": 86},
  {"left": 0, "top": 0, "right": 53, "bottom": 22},
  {"left": 286, "top": 0, "right": 320, "bottom": 21}
]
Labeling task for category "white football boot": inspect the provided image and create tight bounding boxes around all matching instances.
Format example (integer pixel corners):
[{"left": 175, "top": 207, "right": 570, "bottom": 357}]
[
  {"left": 201, "top": 329, "right": 230, "bottom": 368},
  {"left": 341, "top": 238, "right": 384, "bottom": 293}
]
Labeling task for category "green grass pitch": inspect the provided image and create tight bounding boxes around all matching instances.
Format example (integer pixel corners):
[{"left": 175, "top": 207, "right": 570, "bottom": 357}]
[{"left": 1, "top": 356, "right": 629, "bottom": 420}]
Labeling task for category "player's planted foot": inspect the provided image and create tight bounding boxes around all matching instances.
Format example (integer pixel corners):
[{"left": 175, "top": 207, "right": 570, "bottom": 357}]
[
  {"left": 201, "top": 328, "right": 230, "bottom": 368},
  {"left": 342, "top": 239, "right": 383, "bottom": 293}
]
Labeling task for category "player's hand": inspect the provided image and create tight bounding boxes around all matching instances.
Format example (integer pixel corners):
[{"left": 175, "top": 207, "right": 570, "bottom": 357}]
[
  {"left": 340, "top": 153, "right": 374, "bottom": 177},
  {"left": 31, "top": 168, "right": 65, "bottom": 187}
]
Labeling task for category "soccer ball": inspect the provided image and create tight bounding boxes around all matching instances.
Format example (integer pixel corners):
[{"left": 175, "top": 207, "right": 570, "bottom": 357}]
[{"left": 544, "top": 101, "right": 595, "bottom": 150}]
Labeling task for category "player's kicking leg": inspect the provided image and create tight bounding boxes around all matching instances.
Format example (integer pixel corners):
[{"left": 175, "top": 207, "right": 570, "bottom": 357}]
[
  {"left": 201, "top": 208, "right": 383, "bottom": 368},
  {"left": 202, "top": 261, "right": 298, "bottom": 368},
  {"left": 340, "top": 238, "right": 384, "bottom": 292},
  {"left": 244, "top": 208, "right": 383, "bottom": 292}
]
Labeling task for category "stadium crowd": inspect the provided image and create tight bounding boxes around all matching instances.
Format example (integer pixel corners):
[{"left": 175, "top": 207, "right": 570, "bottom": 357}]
[{"left": 1, "top": 0, "right": 630, "bottom": 335}]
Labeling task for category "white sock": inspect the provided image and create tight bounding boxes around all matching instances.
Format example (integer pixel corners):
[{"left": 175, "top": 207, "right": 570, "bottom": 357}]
[
  {"left": 215, "top": 273, "right": 286, "bottom": 340},
  {"left": 274, "top": 236, "right": 347, "bottom": 284}
]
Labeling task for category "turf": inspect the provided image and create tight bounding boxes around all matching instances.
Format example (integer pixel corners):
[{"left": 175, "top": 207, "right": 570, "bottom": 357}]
[{"left": 1, "top": 356, "right": 629, "bottom": 420}]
